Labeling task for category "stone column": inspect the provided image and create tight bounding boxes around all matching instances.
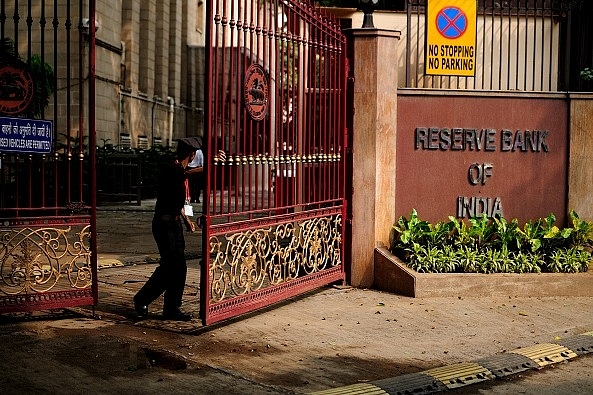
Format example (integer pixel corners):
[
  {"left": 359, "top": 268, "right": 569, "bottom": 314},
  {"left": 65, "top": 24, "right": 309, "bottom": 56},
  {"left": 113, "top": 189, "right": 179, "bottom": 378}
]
[
  {"left": 568, "top": 94, "right": 593, "bottom": 221},
  {"left": 349, "top": 29, "right": 400, "bottom": 288}
]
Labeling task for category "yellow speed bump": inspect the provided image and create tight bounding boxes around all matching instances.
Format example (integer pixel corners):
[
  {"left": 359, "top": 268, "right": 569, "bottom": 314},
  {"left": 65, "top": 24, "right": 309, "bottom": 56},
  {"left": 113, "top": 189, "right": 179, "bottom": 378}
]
[
  {"left": 309, "top": 383, "right": 387, "bottom": 395},
  {"left": 510, "top": 343, "right": 577, "bottom": 367},
  {"left": 423, "top": 362, "right": 493, "bottom": 389}
]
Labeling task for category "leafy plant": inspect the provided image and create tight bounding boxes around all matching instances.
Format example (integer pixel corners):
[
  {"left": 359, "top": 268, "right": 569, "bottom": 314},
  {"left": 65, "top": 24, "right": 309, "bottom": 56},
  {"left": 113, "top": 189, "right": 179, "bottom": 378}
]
[
  {"left": 391, "top": 210, "right": 593, "bottom": 274},
  {"left": 391, "top": 208, "right": 431, "bottom": 252},
  {"left": 581, "top": 68, "right": 593, "bottom": 82}
]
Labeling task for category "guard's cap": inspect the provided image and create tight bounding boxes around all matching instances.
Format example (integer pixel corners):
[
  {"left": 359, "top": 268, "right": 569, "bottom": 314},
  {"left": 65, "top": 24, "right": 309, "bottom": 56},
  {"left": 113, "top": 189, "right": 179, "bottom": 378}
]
[
  {"left": 175, "top": 137, "right": 202, "bottom": 158},
  {"left": 176, "top": 137, "right": 202, "bottom": 150}
]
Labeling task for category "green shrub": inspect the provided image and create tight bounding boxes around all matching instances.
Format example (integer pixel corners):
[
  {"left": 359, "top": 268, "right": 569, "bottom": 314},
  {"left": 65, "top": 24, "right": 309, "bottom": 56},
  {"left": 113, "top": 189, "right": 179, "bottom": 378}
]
[{"left": 390, "top": 211, "right": 592, "bottom": 274}]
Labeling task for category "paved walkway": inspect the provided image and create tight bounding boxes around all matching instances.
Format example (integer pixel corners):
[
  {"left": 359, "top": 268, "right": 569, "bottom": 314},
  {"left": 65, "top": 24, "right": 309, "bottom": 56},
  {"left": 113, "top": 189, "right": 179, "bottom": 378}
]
[
  {"left": 0, "top": 201, "right": 593, "bottom": 394},
  {"left": 76, "top": 202, "right": 593, "bottom": 393}
]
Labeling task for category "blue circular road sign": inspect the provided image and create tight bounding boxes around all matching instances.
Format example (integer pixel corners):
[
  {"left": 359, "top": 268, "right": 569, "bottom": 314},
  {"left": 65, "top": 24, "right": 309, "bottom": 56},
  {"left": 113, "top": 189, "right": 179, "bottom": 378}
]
[{"left": 436, "top": 7, "right": 468, "bottom": 39}]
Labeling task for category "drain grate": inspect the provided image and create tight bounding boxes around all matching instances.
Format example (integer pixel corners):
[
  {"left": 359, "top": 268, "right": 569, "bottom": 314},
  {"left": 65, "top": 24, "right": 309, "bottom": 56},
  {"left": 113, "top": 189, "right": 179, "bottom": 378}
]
[
  {"left": 373, "top": 372, "right": 447, "bottom": 395},
  {"left": 474, "top": 353, "right": 538, "bottom": 378},
  {"left": 423, "top": 362, "right": 494, "bottom": 389},
  {"left": 510, "top": 343, "right": 577, "bottom": 367}
]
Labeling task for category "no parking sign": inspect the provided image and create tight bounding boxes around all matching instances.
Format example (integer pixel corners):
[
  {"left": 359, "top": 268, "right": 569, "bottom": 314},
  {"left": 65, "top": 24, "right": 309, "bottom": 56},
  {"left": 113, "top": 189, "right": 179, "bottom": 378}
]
[{"left": 425, "top": 0, "right": 477, "bottom": 77}]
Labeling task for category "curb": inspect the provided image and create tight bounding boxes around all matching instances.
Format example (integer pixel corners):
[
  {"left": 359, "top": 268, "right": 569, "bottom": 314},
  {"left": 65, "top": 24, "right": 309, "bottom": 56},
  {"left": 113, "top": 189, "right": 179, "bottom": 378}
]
[{"left": 309, "top": 331, "right": 593, "bottom": 394}]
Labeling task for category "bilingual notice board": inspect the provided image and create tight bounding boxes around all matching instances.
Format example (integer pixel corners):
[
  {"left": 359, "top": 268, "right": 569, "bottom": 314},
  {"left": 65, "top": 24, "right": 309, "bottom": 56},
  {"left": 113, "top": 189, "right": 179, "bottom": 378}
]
[{"left": 0, "top": 116, "right": 53, "bottom": 154}]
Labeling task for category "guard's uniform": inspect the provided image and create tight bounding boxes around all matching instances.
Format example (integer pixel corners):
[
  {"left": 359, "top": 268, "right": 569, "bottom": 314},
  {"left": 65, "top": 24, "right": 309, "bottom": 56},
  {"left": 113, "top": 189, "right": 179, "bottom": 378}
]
[{"left": 134, "top": 160, "right": 188, "bottom": 317}]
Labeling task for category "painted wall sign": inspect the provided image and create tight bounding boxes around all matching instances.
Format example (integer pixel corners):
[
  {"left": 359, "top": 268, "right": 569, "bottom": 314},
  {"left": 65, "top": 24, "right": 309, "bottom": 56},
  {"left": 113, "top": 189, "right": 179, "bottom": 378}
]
[
  {"left": 396, "top": 95, "right": 568, "bottom": 226},
  {"left": 425, "top": 0, "right": 477, "bottom": 77},
  {"left": 0, "top": 57, "right": 35, "bottom": 115},
  {"left": 0, "top": 116, "right": 53, "bottom": 154},
  {"left": 244, "top": 63, "right": 269, "bottom": 121}
]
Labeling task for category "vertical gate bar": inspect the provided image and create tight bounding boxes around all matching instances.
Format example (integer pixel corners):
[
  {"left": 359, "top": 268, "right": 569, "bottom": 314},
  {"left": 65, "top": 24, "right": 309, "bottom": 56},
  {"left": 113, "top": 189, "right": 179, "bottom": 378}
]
[
  {"left": 25, "top": 0, "right": 30, "bottom": 59},
  {"left": 212, "top": 0, "right": 219, "bottom": 215},
  {"left": 289, "top": 0, "right": 295, "bottom": 209},
  {"left": 14, "top": 155, "right": 19, "bottom": 213},
  {"left": 480, "top": 3, "right": 485, "bottom": 89},
  {"left": 540, "top": 0, "right": 545, "bottom": 91},
  {"left": 291, "top": 7, "right": 298, "bottom": 208},
  {"left": 315, "top": 24, "right": 321, "bottom": 203},
  {"left": 0, "top": 153, "right": 4, "bottom": 209},
  {"left": 12, "top": 0, "right": 18, "bottom": 50},
  {"left": 524, "top": 0, "right": 528, "bottom": 91},
  {"left": 306, "top": 16, "right": 313, "bottom": 204},
  {"left": 548, "top": 2, "right": 554, "bottom": 90},
  {"left": 277, "top": 1, "right": 283, "bottom": 209},
  {"left": 309, "top": 21, "right": 315, "bottom": 204},
  {"left": 229, "top": 2, "right": 238, "bottom": 212},
  {"left": 238, "top": 0, "right": 246, "bottom": 214},
  {"left": 259, "top": 0, "right": 267, "bottom": 211},
  {"left": 250, "top": 1, "right": 256, "bottom": 215},
  {"left": 317, "top": 23, "right": 324, "bottom": 203},
  {"left": 270, "top": 0, "right": 275, "bottom": 211},
  {"left": 78, "top": 0, "right": 85, "bottom": 204},
  {"left": 515, "top": 0, "right": 520, "bottom": 91},
  {"left": 88, "top": 0, "right": 98, "bottom": 305},
  {"left": 301, "top": 12, "right": 308, "bottom": 206},
  {"left": 308, "top": 8, "right": 314, "bottom": 206},
  {"left": 416, "top": 2, "right": 422, "bottom": 88},
  {"left": 220, "top": 0, "right": 228, "bottom": 215},
  {"left": 41, "top": 0, "right": 47, "bottom": 207},
  {"left": 52, "top": 0, "right": 58, "bottom": 215},
  {"left": 327, "top": 29, "right": 333, "bottom": 201},
  {"left": 40, "top": 0, "right": 46, "bottom": 119},
  {"left": 27, "top": 155, "right": 32, "bottom": 208},
  {"left": 66, "top": 0, "right": 72, "bottom": 203},
  {"left": 498, "top": 4, "right": 502, "bottom": 90},
  {"left": 322, "top": 25, "right": 329, "bottom": 202},
  {"left": 202, "top": 0, "right": 214, "bottom": 324},
  {"left": 219, "top": 0, "right": 226, "bottom": 216},
  {"left": 405, "top": 0, "right": 411, "bottom": 87},
  {"left": 246, "top": 0, "right": 255, "bottom": 212},
  {"left": 250, "top": 0, "right": 257, "bottom": 212},
  {"left": 489, "top": 0, "right": 494, "bottom": 90},
  {"left": 532, "top": 0, "right": 537, "bottom": 90},
  {"left": 507, "top": 3, "right": 511, "bottom": 90},
  {"left": 228, "top": 0, "right": 236, "bottom": 213}
]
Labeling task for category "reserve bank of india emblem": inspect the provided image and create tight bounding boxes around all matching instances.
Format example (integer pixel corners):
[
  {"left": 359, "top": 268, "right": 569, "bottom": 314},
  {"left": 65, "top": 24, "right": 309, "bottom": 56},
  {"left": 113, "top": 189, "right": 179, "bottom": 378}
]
[
  {"left": 0, "top": 57, "right": 35, "bottom": 116},
  {"left": 244, "top": 64, "right": 269, "bottom": 121}
]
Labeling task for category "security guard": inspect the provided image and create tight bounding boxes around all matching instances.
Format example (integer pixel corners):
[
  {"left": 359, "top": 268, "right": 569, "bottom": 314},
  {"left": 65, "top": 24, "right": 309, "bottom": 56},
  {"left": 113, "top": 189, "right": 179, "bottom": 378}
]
[{"left": 133, "top": 137, "right": 201, "bottom": 321}]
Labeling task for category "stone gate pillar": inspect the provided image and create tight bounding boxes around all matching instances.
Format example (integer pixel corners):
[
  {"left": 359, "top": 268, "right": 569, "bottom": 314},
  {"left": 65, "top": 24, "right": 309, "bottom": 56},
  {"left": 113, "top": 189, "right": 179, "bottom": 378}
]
[{"left": 348, "top": 28, "right": 400, "bottom": 288}]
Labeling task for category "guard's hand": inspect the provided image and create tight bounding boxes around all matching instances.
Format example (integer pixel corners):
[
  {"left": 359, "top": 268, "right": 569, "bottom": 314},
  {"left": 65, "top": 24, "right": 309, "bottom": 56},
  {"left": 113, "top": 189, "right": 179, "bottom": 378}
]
[{"left": 186, "top": 221, "right": 196, "bottom": 233}]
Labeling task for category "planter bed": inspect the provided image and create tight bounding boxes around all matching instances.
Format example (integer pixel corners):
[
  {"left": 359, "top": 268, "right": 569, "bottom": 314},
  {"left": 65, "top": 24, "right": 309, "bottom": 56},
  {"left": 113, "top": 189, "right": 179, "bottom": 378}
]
[{"left": 374, "top": 246, "right": 593, "bottom": 298}]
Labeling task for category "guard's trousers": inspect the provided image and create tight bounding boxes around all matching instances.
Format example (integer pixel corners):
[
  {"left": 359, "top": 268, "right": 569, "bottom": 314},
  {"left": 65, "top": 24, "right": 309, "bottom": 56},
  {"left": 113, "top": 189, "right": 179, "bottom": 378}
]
[{"left": 134, "top": 215, "right": 187, "bottom": 313}]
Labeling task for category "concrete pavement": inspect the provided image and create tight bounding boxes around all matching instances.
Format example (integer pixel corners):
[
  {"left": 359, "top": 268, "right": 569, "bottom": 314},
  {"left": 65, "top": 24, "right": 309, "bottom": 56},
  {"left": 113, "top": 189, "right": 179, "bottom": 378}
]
[{"left": 69, "top": 202, "right": 593, "bottom": 393}]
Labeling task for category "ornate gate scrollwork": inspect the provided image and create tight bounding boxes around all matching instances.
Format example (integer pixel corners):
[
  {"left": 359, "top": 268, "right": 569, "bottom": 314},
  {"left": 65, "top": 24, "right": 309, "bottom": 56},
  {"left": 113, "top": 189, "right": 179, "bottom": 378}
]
[
  {"left": 0, "top": 224, "right": 93, "bottom": 310},
  {"left": 209, "top": 214, "right": 342, "bottom": 303}
]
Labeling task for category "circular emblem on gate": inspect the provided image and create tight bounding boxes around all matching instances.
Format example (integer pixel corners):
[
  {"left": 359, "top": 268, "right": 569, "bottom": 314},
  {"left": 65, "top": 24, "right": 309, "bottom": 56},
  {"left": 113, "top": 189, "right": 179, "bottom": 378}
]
[
  {"left": 0, "top": 57, "right": 35, "bottom": 116},
  {"left": 436, "top": 6, "right": 468, "bottom": 40},
  {"left": 244, "top": 64, "right": 269, "bottom": 121}
]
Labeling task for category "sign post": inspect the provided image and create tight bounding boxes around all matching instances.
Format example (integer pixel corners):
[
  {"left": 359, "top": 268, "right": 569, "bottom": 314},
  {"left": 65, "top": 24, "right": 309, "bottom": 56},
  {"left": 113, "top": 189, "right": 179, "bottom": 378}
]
[{"left": 425, "top": 0, "right": 477, "bottom": 77}]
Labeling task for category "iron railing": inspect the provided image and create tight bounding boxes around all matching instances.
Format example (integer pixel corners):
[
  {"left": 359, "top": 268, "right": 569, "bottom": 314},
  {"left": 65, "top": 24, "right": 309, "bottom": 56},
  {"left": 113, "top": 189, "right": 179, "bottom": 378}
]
[
  {"left": 403, "top": 0, "right": 582, "bottom": 91},
  {"left": 0, "top": 0, "right": 97, "bottom": 313}
]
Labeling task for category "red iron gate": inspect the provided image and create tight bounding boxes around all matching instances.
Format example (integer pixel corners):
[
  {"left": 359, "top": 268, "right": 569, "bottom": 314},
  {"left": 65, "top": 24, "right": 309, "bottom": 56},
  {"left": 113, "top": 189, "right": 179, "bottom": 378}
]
[
  {"left": 0, "top": 1, "right": 97, "bottom": 313},
  {"left": 201, "top": 0, "right": 347, "bottom": 324}
]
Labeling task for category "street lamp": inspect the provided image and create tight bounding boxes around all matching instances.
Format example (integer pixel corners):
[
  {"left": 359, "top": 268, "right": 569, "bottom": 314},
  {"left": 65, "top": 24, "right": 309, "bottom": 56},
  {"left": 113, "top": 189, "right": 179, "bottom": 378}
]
[{"left": 358, "top": 0, "right": 379, "bottom": 28}]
